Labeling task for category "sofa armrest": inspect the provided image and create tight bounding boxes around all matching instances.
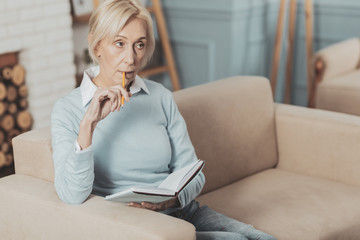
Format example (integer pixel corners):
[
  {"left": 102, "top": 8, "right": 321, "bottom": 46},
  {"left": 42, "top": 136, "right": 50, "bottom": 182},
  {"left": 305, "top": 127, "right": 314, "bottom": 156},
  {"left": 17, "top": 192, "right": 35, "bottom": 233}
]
[
  {"left": 275, "top": 104, "right": 360, "bottom": 187},
  {"left": 12, "top": 127, "right": 54, "bottom": 182},
  {"left": 0, "top": 174, "right": 195, "bottom": 240},
  {"left": 315, "top": 38, "right": 360, "bottom": 82}
]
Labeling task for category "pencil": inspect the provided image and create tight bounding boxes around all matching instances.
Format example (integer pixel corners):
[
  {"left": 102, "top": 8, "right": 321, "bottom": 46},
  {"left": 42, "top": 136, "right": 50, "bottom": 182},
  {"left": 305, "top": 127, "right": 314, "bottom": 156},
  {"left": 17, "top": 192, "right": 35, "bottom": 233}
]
[{"left": 121, "top": 72, "right": 125, "bottom": 107}]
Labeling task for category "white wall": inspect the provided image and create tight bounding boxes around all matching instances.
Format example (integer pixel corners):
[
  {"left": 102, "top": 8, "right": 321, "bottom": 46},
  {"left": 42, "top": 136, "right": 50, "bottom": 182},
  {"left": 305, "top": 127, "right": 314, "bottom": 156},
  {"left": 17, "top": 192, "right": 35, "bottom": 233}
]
[{"left": 0, "top": 0, "right": 76, "bottom": 128}]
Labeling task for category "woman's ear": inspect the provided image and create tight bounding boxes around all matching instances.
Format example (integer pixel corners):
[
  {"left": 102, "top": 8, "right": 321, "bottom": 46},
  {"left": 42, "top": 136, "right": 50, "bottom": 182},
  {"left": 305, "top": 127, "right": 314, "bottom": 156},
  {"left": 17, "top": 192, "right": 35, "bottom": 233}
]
[{"left": 88, "top": 34, "right": 101, "bottom": 58}]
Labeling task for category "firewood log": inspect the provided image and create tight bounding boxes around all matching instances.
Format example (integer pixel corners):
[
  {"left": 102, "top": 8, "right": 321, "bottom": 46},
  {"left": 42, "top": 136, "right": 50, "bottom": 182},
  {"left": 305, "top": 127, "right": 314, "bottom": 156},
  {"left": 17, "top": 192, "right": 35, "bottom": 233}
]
[
  {"left": 18, "top": 85, "right": 28, "bottom": 98},
  {"left": 19, "top": 99, "right": 28, "bottom": 109},
  {"left": 8, "top": 103, "right": 17, "bottom": 114},
  {"left": 2, "top": 67, "right": 12, "bottom": 80},
  {"left": 5, "top": 153, "right": 13, "bottom": 166},
  {"left": 1, "top": 142, "right": 9, "bottom": 153},
  {"left": 0, "top": 129, "right": 4, "bottom": 145},
  {"left": 0, "top": 102, "right": 7, "bottom": 116},
  {"left": 7, "top": 129, "right": 20, "bottom": 143},
  {"left": 16, "top": 111, "right": 32, "bottom": 130},
  {"left": 0, "top": 82, "right": 6, "bottom": 100},
  {"left": 6, "top": 85, "right": 17, "bottom": 102},
  {"left": 0, "top": 151, "right": 6, "bottom": 168},
  {"left": 1, "top": 114, "right": 14, "bottom": 132},
  {"left": 12, "top": 64, "right": 25, "bottom": 86}
]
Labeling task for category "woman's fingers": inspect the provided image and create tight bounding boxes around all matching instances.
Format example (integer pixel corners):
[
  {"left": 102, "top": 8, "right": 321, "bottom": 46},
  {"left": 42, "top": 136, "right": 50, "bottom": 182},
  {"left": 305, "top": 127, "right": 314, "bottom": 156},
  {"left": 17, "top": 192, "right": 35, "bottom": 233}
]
[
  {"left": 128, "top": 198, "right": 177, "bottom": 212},
  {"left": 110, "top": 85, "right": 132, "bottom": 110},
  {"left": 105, "top": 89, "right": 118, "bottom": 112},
  {"left": 128, "top": 202, "right": 164, "bottom": 211},
  {"left": 108, "top": 86, "right": 122, "bottom": 111},
  {"left": 91, "top": 85, "right": 132, "bottom": 120},
  {"left": 141, "top": 202, "right": 165, "bottom": 211},
  {"left": 128, "top": 202, "right": 142, "bottom": 208},
  {"left": 96, "top": 89, "right": 118, "bottom": 112}
]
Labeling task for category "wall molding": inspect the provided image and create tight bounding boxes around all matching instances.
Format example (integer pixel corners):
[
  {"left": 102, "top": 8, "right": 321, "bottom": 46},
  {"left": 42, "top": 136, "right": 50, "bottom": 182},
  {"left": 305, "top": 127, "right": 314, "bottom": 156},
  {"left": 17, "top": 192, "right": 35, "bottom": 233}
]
[
  {"left": 162, "top": 0, "right": 278, "bottom": 21},
  {"left": 296, "top": 1, "right": 360, "bottom": 16},
  {"left": 170, "top": 36, "right": 216, "bottom": 86}
]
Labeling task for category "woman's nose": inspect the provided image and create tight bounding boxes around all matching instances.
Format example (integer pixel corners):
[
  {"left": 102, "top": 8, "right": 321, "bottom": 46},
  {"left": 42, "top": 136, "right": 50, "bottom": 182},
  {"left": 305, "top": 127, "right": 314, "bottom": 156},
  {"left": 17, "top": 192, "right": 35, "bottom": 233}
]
[{"left": 124, "top": 46, "right": 135, "bottom": 65}]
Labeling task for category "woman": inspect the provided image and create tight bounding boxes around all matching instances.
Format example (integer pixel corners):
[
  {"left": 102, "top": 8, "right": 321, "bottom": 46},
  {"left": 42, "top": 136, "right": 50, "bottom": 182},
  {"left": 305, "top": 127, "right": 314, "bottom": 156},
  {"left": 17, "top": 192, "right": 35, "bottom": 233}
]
[{"left": 51, "top": 0, "right": 276, "bottom": 239}]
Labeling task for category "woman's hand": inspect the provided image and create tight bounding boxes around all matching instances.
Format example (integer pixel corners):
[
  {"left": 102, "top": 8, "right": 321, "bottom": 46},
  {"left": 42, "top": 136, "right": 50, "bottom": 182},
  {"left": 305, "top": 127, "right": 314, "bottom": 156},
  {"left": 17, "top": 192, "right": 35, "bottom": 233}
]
[
  {"left": 86, "top": 85, "right": 132, "bottom": 123},
  {"left": 77, "top": 85, "right": 132, "bottom": 150},
  {"left": 128, "top": 197, "right": 180, "bottom": 212}
]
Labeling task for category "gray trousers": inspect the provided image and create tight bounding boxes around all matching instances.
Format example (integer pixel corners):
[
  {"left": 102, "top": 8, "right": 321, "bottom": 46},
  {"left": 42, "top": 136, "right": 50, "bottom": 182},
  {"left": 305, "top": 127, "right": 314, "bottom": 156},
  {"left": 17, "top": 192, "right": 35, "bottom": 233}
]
[{"left": 169, "top": 201, "right": 276, "bottom": 240}]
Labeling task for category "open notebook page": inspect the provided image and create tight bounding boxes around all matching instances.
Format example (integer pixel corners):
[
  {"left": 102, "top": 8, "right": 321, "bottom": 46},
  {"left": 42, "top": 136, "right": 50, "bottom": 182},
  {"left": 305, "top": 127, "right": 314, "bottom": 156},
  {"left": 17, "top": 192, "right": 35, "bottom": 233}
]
[{"left": 158, "top": 160, "right": 203, "bottom": 191}]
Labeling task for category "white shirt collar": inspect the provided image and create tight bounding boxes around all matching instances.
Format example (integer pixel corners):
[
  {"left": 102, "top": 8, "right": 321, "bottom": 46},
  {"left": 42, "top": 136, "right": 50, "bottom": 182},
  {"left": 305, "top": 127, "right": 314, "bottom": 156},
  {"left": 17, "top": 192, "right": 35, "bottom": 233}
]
[{"left": 80, "top": 65, "right": 150, "bottom": 107}]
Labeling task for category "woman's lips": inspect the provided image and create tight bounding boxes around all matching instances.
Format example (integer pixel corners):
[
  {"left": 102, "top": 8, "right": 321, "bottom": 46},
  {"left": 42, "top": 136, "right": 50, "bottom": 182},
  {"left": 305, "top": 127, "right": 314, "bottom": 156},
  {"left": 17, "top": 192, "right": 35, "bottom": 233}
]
[{"left": 122, "top": 71, "right": 135, "bottom": 78}]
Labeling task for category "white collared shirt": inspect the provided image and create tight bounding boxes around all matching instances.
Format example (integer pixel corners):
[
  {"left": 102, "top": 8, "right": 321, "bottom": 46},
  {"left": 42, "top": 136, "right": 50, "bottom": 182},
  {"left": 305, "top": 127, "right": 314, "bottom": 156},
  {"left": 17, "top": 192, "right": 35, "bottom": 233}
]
[
  {"left": 75, "top": 66, "right": 150, "bottom": 151},
  {"left": 80, "top": 66, "right": 150, "bottom": 107}
]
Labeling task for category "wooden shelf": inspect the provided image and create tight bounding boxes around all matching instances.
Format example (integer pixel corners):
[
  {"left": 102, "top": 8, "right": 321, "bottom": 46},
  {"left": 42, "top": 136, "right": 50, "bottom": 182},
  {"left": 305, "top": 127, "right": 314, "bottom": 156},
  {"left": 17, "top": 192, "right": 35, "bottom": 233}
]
[
  {"left": 139, "top": 65, "right": 168, "bottom": 78},
  {"left": 73, "top": 13, "right": 91, "bottom": 23}
]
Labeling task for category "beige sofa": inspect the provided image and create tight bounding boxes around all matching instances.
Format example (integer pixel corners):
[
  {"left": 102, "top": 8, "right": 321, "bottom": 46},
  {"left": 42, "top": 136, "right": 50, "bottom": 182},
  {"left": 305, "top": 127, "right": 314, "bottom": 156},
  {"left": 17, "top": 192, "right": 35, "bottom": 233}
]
[
  {"left": 1, "top": 76, "right": 360, "bottom": 239},
  {"left": 309, "top": 38, "right": 360, "bottom": 114}
]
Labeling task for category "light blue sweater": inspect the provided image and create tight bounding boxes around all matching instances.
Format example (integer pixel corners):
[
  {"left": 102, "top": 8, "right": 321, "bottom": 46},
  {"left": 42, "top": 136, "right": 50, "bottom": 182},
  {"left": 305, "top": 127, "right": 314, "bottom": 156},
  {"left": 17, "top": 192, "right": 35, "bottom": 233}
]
[{"left": 51, "top": 69, "right": 205, "bottom": 209}]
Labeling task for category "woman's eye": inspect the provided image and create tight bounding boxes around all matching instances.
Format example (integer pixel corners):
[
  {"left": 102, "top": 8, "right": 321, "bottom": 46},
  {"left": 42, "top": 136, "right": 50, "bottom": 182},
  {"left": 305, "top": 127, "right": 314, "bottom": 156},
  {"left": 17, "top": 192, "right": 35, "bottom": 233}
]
[
  {"left": 115, "top": 41, "right": 124, "bottom": 47},
  {"left": 136, "top": 42, "right": 145, "bottom": 49}
]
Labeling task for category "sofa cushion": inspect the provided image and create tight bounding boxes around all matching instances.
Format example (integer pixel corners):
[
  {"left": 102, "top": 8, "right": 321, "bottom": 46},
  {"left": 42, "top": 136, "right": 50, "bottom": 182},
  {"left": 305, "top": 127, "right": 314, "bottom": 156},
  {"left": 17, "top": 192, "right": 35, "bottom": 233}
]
[
  {"left": 197, "top": 169, "right": 360, "bottom": 240},
  {"left": 174, "top": 76, "right": 278, "bottom": 194},
  {"left": 316, "top": 69, "right": 360, "bottom": 116}
]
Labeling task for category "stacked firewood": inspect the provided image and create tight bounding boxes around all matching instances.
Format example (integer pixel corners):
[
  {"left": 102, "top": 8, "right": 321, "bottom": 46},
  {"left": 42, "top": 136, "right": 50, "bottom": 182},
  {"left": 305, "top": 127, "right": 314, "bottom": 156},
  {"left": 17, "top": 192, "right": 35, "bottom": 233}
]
[{"left": 0, "top": 64, "right": 32, "bottom": 168}]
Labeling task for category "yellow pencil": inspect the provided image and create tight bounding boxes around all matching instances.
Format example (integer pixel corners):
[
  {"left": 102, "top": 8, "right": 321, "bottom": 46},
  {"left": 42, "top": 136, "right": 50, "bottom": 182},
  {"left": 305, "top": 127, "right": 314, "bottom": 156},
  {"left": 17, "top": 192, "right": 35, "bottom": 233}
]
[{"left": 121, "top": 72, "right": 125, "bottom": 107}]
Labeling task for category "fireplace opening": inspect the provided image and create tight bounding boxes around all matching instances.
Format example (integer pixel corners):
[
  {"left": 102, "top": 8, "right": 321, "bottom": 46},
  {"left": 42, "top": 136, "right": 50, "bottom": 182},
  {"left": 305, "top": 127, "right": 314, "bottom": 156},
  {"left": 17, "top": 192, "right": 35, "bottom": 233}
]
[{"left": 0, "top": 52, "right": 33, "bottom": 177}]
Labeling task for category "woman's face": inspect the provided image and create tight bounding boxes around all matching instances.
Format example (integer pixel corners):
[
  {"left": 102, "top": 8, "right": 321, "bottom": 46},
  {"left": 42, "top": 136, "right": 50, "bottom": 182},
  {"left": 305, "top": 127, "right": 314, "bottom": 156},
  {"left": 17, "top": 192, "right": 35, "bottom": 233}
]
[{"left": 95, "top": 18, "right": 147, "bottom": 86}]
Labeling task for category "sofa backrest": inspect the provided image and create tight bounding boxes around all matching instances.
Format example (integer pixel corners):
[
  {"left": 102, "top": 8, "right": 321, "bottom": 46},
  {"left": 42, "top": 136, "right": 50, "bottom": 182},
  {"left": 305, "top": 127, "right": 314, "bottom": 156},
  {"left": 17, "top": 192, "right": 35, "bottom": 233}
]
[
  {"left": 173, "top": 76, "right": 278, "bottom": 194},
  {"left": 12, "top": 76, "right": 278, "bottom": 194}
]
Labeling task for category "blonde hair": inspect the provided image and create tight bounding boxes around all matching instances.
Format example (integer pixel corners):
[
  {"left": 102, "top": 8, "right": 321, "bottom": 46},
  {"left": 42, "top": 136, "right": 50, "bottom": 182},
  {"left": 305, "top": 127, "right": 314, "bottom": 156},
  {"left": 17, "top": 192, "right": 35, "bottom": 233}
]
[{"left": 88, "top": 0, "right": 155, "bottom": 70}]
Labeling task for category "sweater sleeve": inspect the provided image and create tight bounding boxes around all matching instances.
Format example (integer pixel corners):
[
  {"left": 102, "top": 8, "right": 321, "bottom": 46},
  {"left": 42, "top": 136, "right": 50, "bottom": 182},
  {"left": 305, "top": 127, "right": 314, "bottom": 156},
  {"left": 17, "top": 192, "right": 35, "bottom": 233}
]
[
  {"left": 51, "top": 98, "right": 94, "bottom": 204},
  {"left": 163, "top": 89, "right": 205, "bottom": 208}
]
